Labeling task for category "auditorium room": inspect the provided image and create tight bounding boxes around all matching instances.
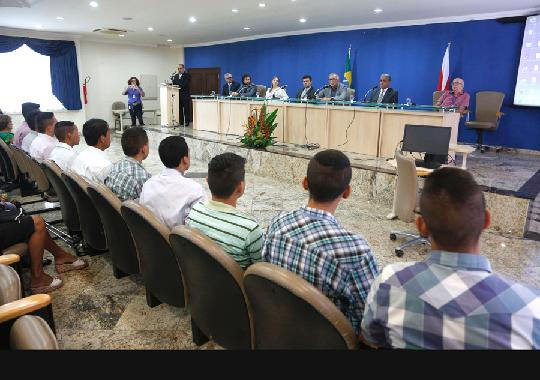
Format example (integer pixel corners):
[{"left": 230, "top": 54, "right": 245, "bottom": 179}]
[{"left": 1, "top": 0, "right": 540, "bottom": 350}]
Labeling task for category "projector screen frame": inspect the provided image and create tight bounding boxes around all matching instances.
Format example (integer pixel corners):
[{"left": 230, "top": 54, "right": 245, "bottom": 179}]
[{"left": 512, "top": 14, "right": 540, "bottom": 109}]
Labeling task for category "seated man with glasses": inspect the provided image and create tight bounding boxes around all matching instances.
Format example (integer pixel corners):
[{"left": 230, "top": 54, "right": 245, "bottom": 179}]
[
  {"left": 317, "top": 73, "right": 348, "bottom": 101},
  {"left": 436, "top": 77, "right": 470, "bottom": 115},
  {"left": 365, "top": 73, "right": 398, "bottom": 104}
]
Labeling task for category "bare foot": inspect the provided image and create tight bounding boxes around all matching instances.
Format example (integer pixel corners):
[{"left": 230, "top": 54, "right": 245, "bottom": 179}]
[
  {"left": 31, "top": 273, "right": 55, "bottom": 289},
  {"left": 53, "top": 252, "right": 79, "bottom": 265}
]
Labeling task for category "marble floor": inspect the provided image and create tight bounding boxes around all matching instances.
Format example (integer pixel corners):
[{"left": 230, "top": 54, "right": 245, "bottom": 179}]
[{"left": 10, "top": 132, "right": 540, "bottom": 349}]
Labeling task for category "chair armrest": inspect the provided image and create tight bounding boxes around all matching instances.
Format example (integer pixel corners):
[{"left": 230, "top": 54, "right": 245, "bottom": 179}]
[
  {"left": 0, "top": 294, "right": 52, "bottom": 324},
  {"left": 358, "top": 334, "right": 380, "bottom": 349},
  {"left": 0, "top": 254, "right": 21, "bottom": 265}
]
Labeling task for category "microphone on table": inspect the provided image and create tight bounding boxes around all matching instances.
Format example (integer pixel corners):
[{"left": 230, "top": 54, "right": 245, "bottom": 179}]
[
  {"left": 280, "top": 85, "right": 287, "bottom": 90},
  {"left": 314, "top": 84, "right": 330, "bottom": 95},
  {"left": 363, "top": 85, "right": 379, "bottom": 102}
]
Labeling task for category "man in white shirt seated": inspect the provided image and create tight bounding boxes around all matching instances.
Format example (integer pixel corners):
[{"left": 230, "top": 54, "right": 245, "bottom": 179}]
[
  {"left": 70, "top": 118, "right": 112, "bottom": 183},
  {"left": 21, "top": 109, "right": 41, "bottom": 153},
  {"left": 29, "top": 112, "right": 58, "bottom": 163},
  {"left": 139, "top": 135, "right": 207, "bottom": 230},
  {"left": 49, "top": 121, "right": 80, "bottom": 171}
]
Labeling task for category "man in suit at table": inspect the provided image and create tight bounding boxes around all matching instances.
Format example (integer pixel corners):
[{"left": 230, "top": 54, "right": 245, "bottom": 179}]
[
  {"left": 295, "top": 75, "right": 316, "bottom": 100},
  {"left": 171, "top": 64, "right": 192, "bottom": 126},
  {"left": 365, "top": 74, "right": 399, "bottom": 104},
  {"left": 222, "top": 73, "right": 241, "bottom": 96}
]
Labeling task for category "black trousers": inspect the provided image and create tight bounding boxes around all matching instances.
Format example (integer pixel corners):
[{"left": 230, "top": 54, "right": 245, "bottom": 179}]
[
  {"left": 178, "top": 93, "right": 191, "bottom": 125},
  {"left": 129, "top": 102, "right": 144, "bottom": 126}
]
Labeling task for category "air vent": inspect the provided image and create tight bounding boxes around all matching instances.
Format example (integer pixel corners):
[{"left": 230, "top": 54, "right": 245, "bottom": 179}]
[
  {"left": 92, "top": 28, "right": 128, "bottom": 35},
  {"left": 0, "top": 0, "right": 32, "bottom": 7}
]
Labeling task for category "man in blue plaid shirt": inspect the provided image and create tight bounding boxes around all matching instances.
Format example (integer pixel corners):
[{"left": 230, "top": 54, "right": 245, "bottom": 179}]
[
  {"left": 262, "top": 149, "right": 379, "bottom": 336},
  {"left": 105, "top": 127, "right": 151, "bottom": 201},
  {"left": 362, "top": 167, "right": 540, "bottom": 349}
]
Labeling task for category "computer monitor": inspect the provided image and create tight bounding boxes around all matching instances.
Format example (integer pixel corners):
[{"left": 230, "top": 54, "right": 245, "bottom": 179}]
[{"left": 401, "top": 124, "right": 451, "bottom": 169}]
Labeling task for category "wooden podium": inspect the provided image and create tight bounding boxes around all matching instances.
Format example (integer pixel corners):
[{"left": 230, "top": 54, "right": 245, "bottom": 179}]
[{"left": 159, "top": 84, "right": 180, "bottom": 127}]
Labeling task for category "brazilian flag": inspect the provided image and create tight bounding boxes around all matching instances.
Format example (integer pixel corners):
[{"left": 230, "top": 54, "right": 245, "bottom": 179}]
[{"left": 344, "top": 45, "right": 352, "bottom": 88}]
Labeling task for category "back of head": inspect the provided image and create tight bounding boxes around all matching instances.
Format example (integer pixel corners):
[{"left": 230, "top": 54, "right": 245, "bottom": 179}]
[
  {"left": 420, "top": 167, "right": 486, "bottom": 251},
  {"left": 121, "top": 127, "right": 148, "bottom": 157},
  {"left": 26, "top": 109, "right": 41, "bottom": 131},
  {"left": 307, "top": 149, "right": 352, "bottom": 202},
  {"left": 54, "top": 121, "right": 76, "bottom": 142},
  {"left": 207, "top": 152, "right": 246, "bottom": 198},
  {"left": 36, "top": 112, "right": 54, "bottom": 133},
  {"left": 21, "top": 102, "right": 40, "bottom": 119},
  {"left": 82, "top": 118, "right": 109, "bottom": 146},
  {"left": 158, "top": 135, "right": 188, "bottom": 168},
  {"left": 0, "top": 114, "right": 11, "bottom": 131}
]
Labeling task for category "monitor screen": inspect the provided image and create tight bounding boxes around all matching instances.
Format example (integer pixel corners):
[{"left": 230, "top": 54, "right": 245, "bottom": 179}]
[
  {"left": 402, "top": 124, "right": 451, "bottom": 155},
  {"left": 514, "top": 15, "right": 540, "bottom": 107}
]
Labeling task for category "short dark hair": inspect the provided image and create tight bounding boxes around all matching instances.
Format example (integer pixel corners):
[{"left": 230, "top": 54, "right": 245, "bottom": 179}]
[
  {"left": 302, "top": 75, "right": 312, "bottom": 81},
  {"left": 21, "top": 102, "right": 40, "bottom": 118},
  {"left": 306, "top": 149, "right": 352, "bottom": 202},
  {"left": 54, "top": 121, "right": 76, "bottom": 142},
  {"left": 82, "top": 118, "right": 109, "bottom": 146},
  {"left": 0, "top": 115, "right": 11, "bottom": 131},
  {"left": 36, "top": 112, "right": 55, "bottom": 133},
  {"left": 420, "top": 167, "right": 486, "bottom": 250},
  {"left": 26, "top": 109, "right": 40, "bottom": 131},
  {"left": 242, "top": 74, "right": 251, "bottom": 83},
  {"left": 121, "top": 127, "right": 148, "bottom": 157},
  {"left": 207, "top": 153, "right": 246, "bottom": 198},
  {"left": 158, "top": 136, "right": 188, "bottom": 168},
  {"left": 127, "top": 77, "right": 140, "bottom": 86}
]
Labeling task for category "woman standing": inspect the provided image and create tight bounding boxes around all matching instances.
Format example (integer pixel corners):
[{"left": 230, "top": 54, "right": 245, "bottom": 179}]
[
  {"left": 122, "top": 77, "right": 146, "bottom": 126},
  {"left": 265, "top": 76, "right": 289, "bottom": 100}
]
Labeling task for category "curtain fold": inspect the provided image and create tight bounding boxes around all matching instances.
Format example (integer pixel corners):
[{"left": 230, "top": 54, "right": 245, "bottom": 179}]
[{"left": 0, "top": 35, "right": 82, "bottom": 110}]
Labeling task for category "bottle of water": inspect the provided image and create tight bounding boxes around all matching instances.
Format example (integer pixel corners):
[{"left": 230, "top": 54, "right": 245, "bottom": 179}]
[
  {"left": 406, "top": 97, "right": 412, "bottom": 106},
  {"left": 343, "top": 79, "right": 349, "bottom": 89}
]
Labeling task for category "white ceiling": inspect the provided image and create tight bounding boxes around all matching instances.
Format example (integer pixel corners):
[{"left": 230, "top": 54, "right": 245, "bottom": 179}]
[{"left": 0, "top": 0, "right": 539, "bottom": 46}]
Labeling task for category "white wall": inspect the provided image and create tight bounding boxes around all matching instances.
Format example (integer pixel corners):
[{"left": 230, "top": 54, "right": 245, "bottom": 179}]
[{"left": 79, "top": 41, "right": 184, "bottom": 126}]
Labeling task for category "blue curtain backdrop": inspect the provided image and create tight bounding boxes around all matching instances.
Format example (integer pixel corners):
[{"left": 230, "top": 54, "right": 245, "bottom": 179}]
[
  {"left": 0, "top": 35, "right": 82, "bottom": 110},
  {"left": 185, "top": 19, "right": 540, "bottom": 151}
]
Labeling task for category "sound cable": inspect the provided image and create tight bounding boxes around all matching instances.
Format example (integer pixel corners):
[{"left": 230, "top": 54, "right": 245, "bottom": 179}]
[
  {"left": 299, "top": 99, "right": 320, "bottom": 150},
  {"left": 337, "top": 105, "right": 357, "bottom": 148}
]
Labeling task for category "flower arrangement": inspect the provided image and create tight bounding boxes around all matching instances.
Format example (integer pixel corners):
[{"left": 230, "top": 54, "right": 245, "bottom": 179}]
[{"left": 240, "top": 103, "right": 279, "bottom": 148}]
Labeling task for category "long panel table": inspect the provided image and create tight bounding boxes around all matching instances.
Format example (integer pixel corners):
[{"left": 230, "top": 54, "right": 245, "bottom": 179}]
[{"left": 192, "top": 97, "right": 460, "bottom": 158}]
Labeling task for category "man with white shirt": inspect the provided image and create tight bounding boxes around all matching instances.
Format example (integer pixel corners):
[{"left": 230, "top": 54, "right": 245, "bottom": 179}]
[
  {"left": 70, "top": 118, "right": 112, "bottom": 183},
  {"left": 21, "top": 109, "right": 41, "bottom": 153},
  {"left": 29, "top": 112, "right": 58, "bottom": 163},
  {"left": 139, "top": 135, "right": 206, "bottom": 230},
  {"left": 49, "top": 121, "right": 80, "bottom": 171},
  {"left": 365, "top": 73, "right": 398, "bottom": 104}
]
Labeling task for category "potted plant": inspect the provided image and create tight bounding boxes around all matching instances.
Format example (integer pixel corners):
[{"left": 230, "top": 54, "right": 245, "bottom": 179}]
[{"left": 240, "top": 103, "right": 279, "bottom": 149}]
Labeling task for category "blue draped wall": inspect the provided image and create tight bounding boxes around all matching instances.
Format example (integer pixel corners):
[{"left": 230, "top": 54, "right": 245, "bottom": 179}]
[
  {"left": 0, "top": 35, "right": 82, "bottom": 110},
  {"left": 185, "top": 19, "right": 540, "bottom": 151}
]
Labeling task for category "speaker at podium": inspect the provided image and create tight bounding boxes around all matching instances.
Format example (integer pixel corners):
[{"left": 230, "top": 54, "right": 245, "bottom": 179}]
[{"left": 160, "top": 83, "right": 180, "bottom": 127}]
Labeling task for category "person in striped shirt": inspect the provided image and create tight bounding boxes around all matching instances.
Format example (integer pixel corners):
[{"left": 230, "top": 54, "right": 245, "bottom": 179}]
[{"left": 187, "top": 152, "right": 263, "bottom": 269}]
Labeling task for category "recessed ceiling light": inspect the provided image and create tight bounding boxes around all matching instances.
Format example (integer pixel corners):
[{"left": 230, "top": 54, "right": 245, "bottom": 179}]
[
  {"left": 89, "top": 1, "right": 98, "bottom": 8},
  {"left": 56, "top": 16, "right": 64, "bottom": 20},
  {"left": 119, "top": 34, "right": 125, "bottom": 37},
  {"left": 122, "top": 17, "right": 133, "bottom": 21},
  {"left": 373, "top": 8, "right": 383, "bottom": 13},
  {"left": 299, "top": 18, "right": 306, "bottom": 23},
  {"left": 167, "top": 39, "right": 173, "bottom": 42},
  {"left": 147, "top": 27, "right": 154, "bottom": 31},
  {"left": 232, "top": 9, "right": 239, "bottom": 13},
  {"left": 189, "top": 16, "right": 197, "bottom": 23},
  {"left": 243, "top": 27, "right": 251, "bottom": 30},
  {"left": 35, "top": 24, "right": 43, "bottom": 29},
  {"left": 259, "top": 3, "right": 266, "bottom": 7}
]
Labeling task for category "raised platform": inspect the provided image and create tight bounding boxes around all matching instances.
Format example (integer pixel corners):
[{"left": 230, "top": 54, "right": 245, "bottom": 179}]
[{"left": 143, "top": 125, "right": 539, "bottom": 238}]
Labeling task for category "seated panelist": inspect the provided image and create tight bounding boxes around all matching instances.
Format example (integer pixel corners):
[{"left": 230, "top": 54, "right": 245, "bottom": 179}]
[
  {"left": 231, "top": 74, "right": 257, "bottom": 98},
  {"left": 265, "top": 76, "right": 289, "bottom": 100},
  {"left": 436, "top": 77, "right": 470, "bottom": 115},
  {"left": 222, "top": 73, "right": 241, "bottom": 96},
  {"left": 317, "top": 73, "right": 347, "bottom": 101},
  {"left": 295, "top": 75, "right": 316, "bottom": 100},
  {"left": 365, "top": 74, "right": 398, "bottom": 104}
]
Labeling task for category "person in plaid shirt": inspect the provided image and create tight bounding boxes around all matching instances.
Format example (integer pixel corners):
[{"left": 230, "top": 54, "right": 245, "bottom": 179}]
[
  {"left": 362, "top": 167, "right": 540, "bottom": 349},
  {"left": 105, "top": 127, "right": 151, "bottom": 201},
  {"left": 262, "top": 149, "right": 379, "bottom": 336}
]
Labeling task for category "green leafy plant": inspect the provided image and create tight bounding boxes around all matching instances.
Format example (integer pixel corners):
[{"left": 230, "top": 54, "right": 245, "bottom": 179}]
[{"left": 240, "top": 103, "right": 279, "bottom": 148}]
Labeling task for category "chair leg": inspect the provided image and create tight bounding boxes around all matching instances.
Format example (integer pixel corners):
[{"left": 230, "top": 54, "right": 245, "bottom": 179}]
[
  {"left": 191, "top": 317, "right": 209, "bottom": 346},
  {"left": 112, "top": 265, "right": 129, "bottom": 279},
  {"left": 145, "top": 288, "right": 162, "bottom": 308}
]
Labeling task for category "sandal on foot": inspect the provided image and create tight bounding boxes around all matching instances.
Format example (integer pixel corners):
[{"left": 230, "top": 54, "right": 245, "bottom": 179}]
[
  {"left": 31, "top": 277, "right": 63, "bottom": 294},
  {"left": 56, "top": 258, "right": 88, "bottom": 274}
]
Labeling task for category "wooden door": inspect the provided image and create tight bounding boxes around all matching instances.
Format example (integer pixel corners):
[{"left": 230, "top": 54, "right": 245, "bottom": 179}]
[{"left": 187, "top": 67, "right": 220, "bottom": 122}]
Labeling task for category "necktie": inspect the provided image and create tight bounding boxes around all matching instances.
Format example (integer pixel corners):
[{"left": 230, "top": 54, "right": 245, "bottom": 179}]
[
  {"left": 228, "top": 83, "right": 231, "bottom": 94},
  {"left": 377, "top": 89, "right": 385, "bottom": 103}
]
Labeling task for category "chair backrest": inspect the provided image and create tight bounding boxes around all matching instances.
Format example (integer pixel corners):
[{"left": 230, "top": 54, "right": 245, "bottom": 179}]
[
  {"left": 62, "top": 170, "right": 107, "bottom": 251},
  {"left": 169, "top": 226, "right": 253, "bottom": 349},
  {"left": 244, "top": 262, "right": 359, "bottom": 349},
  {"left": 10, "top": 315, "right": 59, "bottom": 349},
  {"left": 22, "top": 151, "right": 49, "bottom": 192},
  {"left": 120, "top": 201, "right": 185, "bottom": 307},
  {"left": 394, "top": 151, "right": 418, "bottom": 223},
  {"left": 474, "top": 91, "right": 505, "bottom": 126},
  {"left": 0, "top": 264, "right": 22, "bottom": 305},
  {"left": 0, "top": 140, "right": 18, "bottom": 180},
  {"left": 41, "top": 160, "right": 80, "bottom": 233},
  {"left": 256, "top": 85, "right": 266, "bottom": 97},
  {"left": 433, "top": 90, "right": 444, "bottom": 105},
  {"left": 9, "top": 146, "right": 30, "bottom": 176},
  {"left": 346, "top": 88, "right": 355, "bottom": 101},
  {"left": 87, "top": 183, "right": 140, "bottom": 276},
  {"left": 112, "top": 101, "right": 126, "bottom": 111}
]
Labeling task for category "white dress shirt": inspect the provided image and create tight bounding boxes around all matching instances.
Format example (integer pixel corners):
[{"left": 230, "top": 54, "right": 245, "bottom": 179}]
[
  {"left": 265, "top": 87, "right": 289, "bottom": 100},
  {"left": 139, "top": 168, "right": 207, "bottom": 230},
  {"left": 377, "top": 88, "right": 388, "bottom": 103},
  {"left": 29, "top": 133, "right": 57, "bottom": 163},
  {"left": 70, "top": 146, "right": 112, "bottom": 184},
  {"left": 49, "top": 142, "right": 78, "bottom": 171},
  {"left": 21, "top": 131, "right": 38, "bottom": 153}
]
